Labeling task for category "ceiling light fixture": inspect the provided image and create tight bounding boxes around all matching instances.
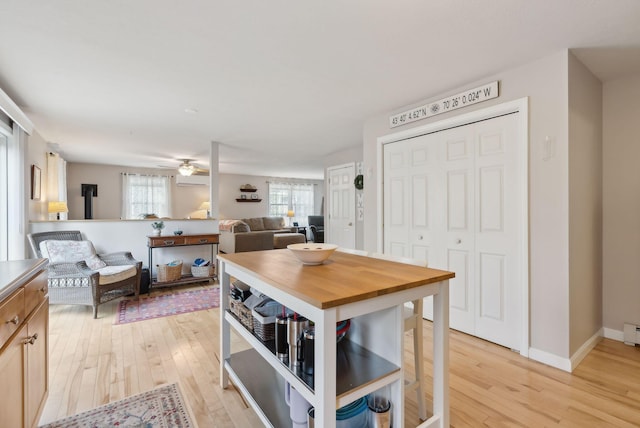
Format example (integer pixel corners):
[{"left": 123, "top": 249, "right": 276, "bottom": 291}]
[{"left": 178, "top": 160, "right": 196, "bottom": 176}]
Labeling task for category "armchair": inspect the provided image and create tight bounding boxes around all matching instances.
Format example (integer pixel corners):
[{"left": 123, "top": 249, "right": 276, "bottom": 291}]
[
  {"left": 27, "top": 230, "right": 141, "bottom": 318},
  {"left": 308, "top": 215, "right": 324, "bottom": 243}
]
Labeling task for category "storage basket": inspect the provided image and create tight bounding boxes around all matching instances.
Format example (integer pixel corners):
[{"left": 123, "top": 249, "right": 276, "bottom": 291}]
[
  {"left": 252, "top": 300, "right": 287, "bottom": 341},
  {"left": 156, "top": 260, "right": 183, "bottom": 282},
  {"left": 191, "top": 264, "right": 215, "bottom": 278},
  {"left": 228, "top": 295, "right": 254, "bottom": 331}
]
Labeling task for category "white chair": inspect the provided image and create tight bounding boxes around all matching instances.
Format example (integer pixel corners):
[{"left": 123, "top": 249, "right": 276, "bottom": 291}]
[
  {"left": 369, "top": 252, "right": 428, "bottom": 421},
  {"left": 336, "top": 247, "right": 369, "bottom": 256}
]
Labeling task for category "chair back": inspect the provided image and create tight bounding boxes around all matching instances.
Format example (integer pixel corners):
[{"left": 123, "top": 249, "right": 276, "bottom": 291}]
[
  {"left": 307, "top": 215, "right": 324, "bottom": 228},
  {"left": 27, "top": 230, "right": 83, "bottom": 258}
]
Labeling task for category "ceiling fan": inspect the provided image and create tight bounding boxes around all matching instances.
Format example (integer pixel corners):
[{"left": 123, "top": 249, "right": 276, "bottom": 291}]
[{"left": 177, "top": 159, "right": 209, "bottom": 176}]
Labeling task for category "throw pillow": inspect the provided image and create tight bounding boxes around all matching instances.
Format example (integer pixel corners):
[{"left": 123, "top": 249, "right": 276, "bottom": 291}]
[
  {"left": 40, "top": 240, "right": 97, "bottom": 263},
  {"left": 262, "top": 217, "right": 285, "bottom": 230},
  {"left": 85, "top": 254, "right": 107, "bottom": 270},
  {"left": 242, "top": 217, "right": 265, "bottom": 231}
]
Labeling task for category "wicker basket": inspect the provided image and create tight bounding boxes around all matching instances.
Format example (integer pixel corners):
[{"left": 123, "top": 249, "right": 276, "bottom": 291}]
[
  {"left": 228, "top": 295, "right": 254, "bottom": 331},
  {"left": 156, "top": 260, "right": 183, "bottom": 282},
  {"left": 191, "top": 265, "right": 215, "bottom": 278},
  {"left": 252, "top": 300, "right": 283, "bottom": 342}
]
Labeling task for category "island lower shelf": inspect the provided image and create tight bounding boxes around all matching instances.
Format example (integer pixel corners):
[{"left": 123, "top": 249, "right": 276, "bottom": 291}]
[{"left": 225, "top": 310, "right": 401, "bottom": 408}]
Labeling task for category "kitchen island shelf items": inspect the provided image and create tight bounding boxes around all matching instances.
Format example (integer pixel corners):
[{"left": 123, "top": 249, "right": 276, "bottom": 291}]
[
  {"left": 225, "top": 309, "right": 401, "bottom": 398},
  {"left": 147, "top": 234, "right": 219, "bottom": 290},
  {"left": 219, "top": 249, "right": 454, "bottom": 428}
]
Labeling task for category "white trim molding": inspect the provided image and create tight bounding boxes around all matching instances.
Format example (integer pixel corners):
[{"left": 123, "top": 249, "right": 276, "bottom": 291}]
[{"left": 0, "top": 87, "right": 34, "bottom": 135}]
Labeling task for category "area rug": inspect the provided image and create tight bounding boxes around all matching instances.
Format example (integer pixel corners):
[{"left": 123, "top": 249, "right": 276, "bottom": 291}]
[
  {"left": 115, "top": 287, "right": 220, "bottom": 325},
  {"left": 40, "top": 383, "right": 197, "bottom": 427}
]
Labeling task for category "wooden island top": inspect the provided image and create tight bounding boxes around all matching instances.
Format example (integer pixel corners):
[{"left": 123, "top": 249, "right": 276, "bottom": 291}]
[{"left": 218, "top": 249, "right": 454, "bottom": 309}]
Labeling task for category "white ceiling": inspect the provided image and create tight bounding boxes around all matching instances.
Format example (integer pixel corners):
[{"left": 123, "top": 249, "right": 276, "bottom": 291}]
[{"left": 1, "top": 1, "right": 639, "bottom": 179}]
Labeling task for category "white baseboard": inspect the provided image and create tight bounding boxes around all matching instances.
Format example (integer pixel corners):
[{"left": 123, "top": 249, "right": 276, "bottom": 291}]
[
  {"left": 603, "top": 327, "right": 624, "bottom": 342},
  {"left": 529, "top": 328, "right": 604, "bottom": 373},
  {"left": 569, "top": 328, "right": 603, "bottom": 371},
  {"left": 528, "top": 347, "right": 572, "bottom": 372}
]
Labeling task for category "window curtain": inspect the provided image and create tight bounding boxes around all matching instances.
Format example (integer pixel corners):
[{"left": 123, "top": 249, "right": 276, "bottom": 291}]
[
  {"left": 121, "top": 173, "right": 172, "bottom": 219},
  {"left": 47, "top": 152, "right": 67, "bottom": 220},
  {"left": 268, "top": 181, "right": 314, "bottom": 226}
]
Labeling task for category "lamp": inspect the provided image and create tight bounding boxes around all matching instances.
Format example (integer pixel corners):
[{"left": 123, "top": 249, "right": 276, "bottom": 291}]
[
  {"left": 48, "top": 201, "right": 68, "bottom": 220},
  {"left": 199, "top": 201, "right": 211, "bottom": 218},
  {"left": 287, "top": 210, "right": 295, "bottom": 227},
  {"left": 178, "top": 160, "right": 196, "bottom": 176}
]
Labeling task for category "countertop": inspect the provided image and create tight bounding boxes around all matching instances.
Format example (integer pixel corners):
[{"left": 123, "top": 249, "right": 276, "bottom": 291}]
[
  {"left": 0, "top": 259, "right": 48, "bottom": 301},
  {"left": 218, "top": 249, "right": 454, "bottom": 309}
]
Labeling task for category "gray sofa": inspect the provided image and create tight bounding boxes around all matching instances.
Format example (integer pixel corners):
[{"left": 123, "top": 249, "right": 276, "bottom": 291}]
[{"left": 219, "top": 217, "right": 298, "bottom": 253}]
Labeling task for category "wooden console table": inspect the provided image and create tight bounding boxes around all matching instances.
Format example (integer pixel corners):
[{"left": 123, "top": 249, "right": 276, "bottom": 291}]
[{"left": 147, "top": 233, "right": 219, "bottom": 289}]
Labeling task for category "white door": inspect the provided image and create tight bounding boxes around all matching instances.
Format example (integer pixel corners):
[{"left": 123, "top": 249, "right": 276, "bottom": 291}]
[
  {"left": 383, "top": 112, "right": 522, "bottom": 350},
  {"left": 327, "top": 163, "right": 356, "bottom": 248}
]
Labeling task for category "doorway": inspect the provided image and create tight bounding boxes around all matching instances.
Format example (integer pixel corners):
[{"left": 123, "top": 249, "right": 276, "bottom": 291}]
[{"left": 326, "top": 163, "right": 356, "bottom": 248}]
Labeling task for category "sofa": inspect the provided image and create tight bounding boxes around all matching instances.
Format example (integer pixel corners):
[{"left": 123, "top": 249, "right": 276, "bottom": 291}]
[{"left": 219, "top": 217, "right": 303, "bottom": 253}]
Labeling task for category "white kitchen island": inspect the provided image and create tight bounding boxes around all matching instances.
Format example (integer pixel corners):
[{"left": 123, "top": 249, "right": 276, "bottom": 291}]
[{"left": 219, "top": 249, "right": 454, "bottom": 428}]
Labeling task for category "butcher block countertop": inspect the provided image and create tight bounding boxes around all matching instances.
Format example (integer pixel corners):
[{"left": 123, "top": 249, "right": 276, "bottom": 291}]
[
  {"left": 218, "top": 249, "right": 454, "bottom": 309},
  {"left": 0, "top": 258, "right": 48, "bottom": 302}
]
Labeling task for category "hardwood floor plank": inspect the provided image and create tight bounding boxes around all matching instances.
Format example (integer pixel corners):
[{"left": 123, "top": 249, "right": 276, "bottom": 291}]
[{"left": 40, "top": 284, "right": 640, "bottom": 427}]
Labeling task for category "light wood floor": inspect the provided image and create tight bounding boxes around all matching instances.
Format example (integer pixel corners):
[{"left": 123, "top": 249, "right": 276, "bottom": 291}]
[{"left": 39, "top": 283, "right": 640, "bottom": 427}]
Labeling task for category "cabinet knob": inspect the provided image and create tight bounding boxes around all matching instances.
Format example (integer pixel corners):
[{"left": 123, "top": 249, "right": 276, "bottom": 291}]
[
  {"left": 456, "top": 239, "right": 462, "bottom": 244},
  {"left": 5, "top": 315, "right": 19, "bottom": 325},
  {"left": 23, "top": 333, "right": 38, "bottom": 345},
  {"left": 39, "top": 287, "right": 47, "bottom": 293},
  {"left": 348, "top": 222, "right": 353, "bottom": 226},
  {"left": 418, "top": 235, "right": 424, "bottom": 240}
]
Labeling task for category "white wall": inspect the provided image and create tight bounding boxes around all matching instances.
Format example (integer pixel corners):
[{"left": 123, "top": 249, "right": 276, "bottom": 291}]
[
  {"left": 603, "top": 74, "right": 640, "bottom": 334},
  {"left": 218, "top": 173, "right": 324, "bottom": 222},
  {"left": 568, "top": 53, "right": 603, "bottom": 356},
  {"left": 29, "top": 219, "right": 218, "bottom": 272},
  {"left": 363, "top": 51, "right": 571, "bottom": 362},
  {"left": 26, "top": 131, "right": 48, "bottom": 221},
  {"left": 66, "top": 163, "right": 210, "bottom": 220}
]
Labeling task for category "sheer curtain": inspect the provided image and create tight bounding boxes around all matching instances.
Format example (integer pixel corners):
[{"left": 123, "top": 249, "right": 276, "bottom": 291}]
[
  {"left": 268, "top": 181, "right": 314, "bottom": 226},
  {"left": 121, "top": 173, "right": 172, "bottom": 219},
  {"left": 47, "top": 152, "right": 67, "bottom": 220}
]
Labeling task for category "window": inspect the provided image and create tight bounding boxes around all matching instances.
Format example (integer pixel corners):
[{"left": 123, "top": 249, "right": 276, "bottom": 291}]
[
  {"left": 121, "top": 173, "right": 172, "bottom": 219},
  {"left": 268, "top": 182, "right": 314, "bottom": 226},
  {"left": 0, "top": 130, "right": 7, "bottom": 261}
]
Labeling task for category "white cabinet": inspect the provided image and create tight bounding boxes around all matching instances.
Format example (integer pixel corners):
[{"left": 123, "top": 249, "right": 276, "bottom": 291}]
[{"left": 219, "top": 250, "right": 453, "bottom": 428}]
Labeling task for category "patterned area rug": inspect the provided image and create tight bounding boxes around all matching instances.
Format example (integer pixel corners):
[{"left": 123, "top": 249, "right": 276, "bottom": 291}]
[
  {"left": 115, "top": 287, "right": 220, "bottom": 325},
  {"left": 40, "top": 383, "right": 197, "bottom": 427}
]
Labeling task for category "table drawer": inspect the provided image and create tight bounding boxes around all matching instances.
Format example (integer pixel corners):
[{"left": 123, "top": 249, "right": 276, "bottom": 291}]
[
  {"left": 24, "top": 270, "right": 47, "bottom": 316},
  {"left": 0, "top": 288, "right": 25, "bottom": 349},
  {"left": 149, "top": 236, "right": 187, "bottom": 247},
  {"left": 185, "top": 235, "right": 219, "bottom": 245}
]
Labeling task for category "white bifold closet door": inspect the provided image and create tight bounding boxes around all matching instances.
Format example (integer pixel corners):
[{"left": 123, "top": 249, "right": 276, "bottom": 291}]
[{"left": 383, "top": 113, "right": 522, "bottom": 351}]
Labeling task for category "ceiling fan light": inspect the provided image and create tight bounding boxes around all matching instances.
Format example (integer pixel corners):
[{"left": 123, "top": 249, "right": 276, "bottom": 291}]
[{"left": 178, "top": 162, "right": 195, "bottom": 176}]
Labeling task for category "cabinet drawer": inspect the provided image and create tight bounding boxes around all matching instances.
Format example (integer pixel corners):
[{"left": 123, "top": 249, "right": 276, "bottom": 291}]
[
  {"left": 149, "top": 236, "right": 186, "bottom": 247},
  {"left": 24, "top": 270, "right": 47, "bottom": 317},
  {"left": 0, "top": 288, "right": 25, "bottom": 349},
  {"left": 185, "top": 235, "right": 219, "bottom": 245}
]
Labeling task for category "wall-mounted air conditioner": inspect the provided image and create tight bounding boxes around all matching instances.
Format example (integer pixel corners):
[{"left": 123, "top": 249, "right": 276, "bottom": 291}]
[{"left": 175, "top": 174, "right": 210, "bottom": 186}]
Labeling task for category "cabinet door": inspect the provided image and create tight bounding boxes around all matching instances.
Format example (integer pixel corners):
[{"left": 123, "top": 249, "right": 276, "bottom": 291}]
[
  {"left": 26, "top": 299, "right": 49, "bottom": 428},
  {"left": 0, "top": 324, "right": 26, "bottom": 428}
]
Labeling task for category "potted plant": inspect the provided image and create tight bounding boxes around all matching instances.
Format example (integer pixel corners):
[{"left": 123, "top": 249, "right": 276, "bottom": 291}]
[{"left": 151, "top": 220, "right": 165, "bottom": 236}]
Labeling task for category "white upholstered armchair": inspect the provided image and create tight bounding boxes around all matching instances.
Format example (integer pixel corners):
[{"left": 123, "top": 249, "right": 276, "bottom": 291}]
[{"left": 27, "top": 230, "right": 141, "bottom": 318}]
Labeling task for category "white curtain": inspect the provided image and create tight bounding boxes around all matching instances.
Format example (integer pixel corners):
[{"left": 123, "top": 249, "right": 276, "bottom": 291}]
[
  {"left": 47, "top": 152, "right": 67, "bottom": 220},
  {"left": 121, "top": 173, "right": 172, "bottom": 219},
  {"left": 268, "top": 181, "right": 314, "bottom": 226}
]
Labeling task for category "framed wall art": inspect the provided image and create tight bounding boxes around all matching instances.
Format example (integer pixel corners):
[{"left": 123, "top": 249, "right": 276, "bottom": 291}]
[{"left": 31, "top": 165, "right": 41, "bottom": 200}]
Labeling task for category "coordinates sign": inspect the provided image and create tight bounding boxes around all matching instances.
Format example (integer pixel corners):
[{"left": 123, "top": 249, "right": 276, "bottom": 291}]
[{"left": 389, "top": 81, "right": 499, "bottom": 128}]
